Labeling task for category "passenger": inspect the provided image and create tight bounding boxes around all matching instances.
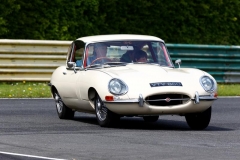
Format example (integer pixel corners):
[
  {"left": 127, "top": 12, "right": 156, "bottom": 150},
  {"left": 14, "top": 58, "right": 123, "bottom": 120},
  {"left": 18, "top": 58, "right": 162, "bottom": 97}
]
[
  {"left": 134, "top": 50, "right": 148, "bottom": 62},
  {"left": 120, "top": 50, "right": 135, "bottom": 63}
]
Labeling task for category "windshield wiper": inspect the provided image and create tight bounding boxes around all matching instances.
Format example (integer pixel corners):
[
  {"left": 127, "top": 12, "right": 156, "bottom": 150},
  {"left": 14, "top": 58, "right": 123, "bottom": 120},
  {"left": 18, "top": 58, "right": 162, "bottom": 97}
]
[
  {"left": 87, "top": 64, "right": 102, "bottom": 69},
  {"left": 86, "top": 62, "right": 127, "bottom": 69},
  {"left": 133, "top": 62, "right": 148, "bottom": 64},
  {"left": 132, "top": 62, "right": 174, "bottom": 68},
  {"left": 103, "top": 62, "right": 127, "bottom": 66}
]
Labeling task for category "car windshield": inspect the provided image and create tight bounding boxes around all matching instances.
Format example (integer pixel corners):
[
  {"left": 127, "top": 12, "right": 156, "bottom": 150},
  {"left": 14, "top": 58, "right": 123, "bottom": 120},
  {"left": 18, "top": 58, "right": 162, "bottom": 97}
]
[{"left": 84, "top": 41, "right": 174, "bottom": 68}]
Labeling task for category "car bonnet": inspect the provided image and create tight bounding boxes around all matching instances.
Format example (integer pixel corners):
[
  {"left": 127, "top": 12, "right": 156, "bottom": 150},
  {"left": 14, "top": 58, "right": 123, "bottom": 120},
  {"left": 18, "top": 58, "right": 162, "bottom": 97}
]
[{"left": 101, "top": 64, "right": 204, "bottom": 82}]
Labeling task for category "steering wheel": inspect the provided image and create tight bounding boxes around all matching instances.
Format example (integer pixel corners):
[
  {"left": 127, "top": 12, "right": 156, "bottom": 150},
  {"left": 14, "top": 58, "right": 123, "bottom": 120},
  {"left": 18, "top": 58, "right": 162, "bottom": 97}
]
[{"left": 90, "top": 57, "right": 112, "bottom": 65}]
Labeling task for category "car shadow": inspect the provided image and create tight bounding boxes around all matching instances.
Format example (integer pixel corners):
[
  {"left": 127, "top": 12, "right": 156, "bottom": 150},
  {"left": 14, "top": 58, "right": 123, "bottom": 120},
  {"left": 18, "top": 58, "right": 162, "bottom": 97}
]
[{"left": 73, "top": 115, "right": 232, "bottom": 131}]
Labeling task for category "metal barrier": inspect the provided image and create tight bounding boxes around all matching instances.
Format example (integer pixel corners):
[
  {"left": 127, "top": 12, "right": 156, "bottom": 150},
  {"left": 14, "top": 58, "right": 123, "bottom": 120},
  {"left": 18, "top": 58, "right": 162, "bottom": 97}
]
[
  {"left": 0, "top": 39, "right": 71, "bottom": 81},
  {"left": 168, "top": 44, "right": 240, "bottom": 83},
  {"left": 0, "top": 40, "right": 239, "bottom": 83}
]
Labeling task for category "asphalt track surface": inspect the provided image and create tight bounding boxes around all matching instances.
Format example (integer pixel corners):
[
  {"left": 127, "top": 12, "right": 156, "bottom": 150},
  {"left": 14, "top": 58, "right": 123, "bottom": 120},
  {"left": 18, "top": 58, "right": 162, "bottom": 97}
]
[{"left": 0, "top": 98, "right": 239, "bottom": 160}]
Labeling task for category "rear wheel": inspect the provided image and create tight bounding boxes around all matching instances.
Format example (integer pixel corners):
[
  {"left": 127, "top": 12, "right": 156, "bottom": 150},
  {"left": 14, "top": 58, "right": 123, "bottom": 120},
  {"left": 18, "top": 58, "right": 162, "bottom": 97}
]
[
  {"left": 95, "top": 94, "right": 119, "bottom": 127},
  {"left": 143, "top": 116, "right": 159, "bottom": 122},
  {"left": 53, "top": 90, "right": 74, "bottom": 119},
  {"left": 185, "top": 106, "right": 211, "bottom": 130}
]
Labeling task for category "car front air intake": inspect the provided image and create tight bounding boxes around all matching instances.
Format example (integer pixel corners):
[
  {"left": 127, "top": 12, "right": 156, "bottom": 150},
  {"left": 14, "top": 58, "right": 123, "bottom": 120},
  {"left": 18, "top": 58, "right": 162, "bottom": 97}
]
[{"left": 145, "top": 94, "right": 190, "bottom": 106}]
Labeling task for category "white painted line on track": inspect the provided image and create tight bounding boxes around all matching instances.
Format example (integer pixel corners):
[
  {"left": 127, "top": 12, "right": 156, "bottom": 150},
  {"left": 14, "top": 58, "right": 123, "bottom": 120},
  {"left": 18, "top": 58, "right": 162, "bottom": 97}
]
[
  {"left": 218, "top": 96, "right": 240, "bottom": 98},
  {"left": 0, "top": 151, "right": 67, "bottom": 160}
]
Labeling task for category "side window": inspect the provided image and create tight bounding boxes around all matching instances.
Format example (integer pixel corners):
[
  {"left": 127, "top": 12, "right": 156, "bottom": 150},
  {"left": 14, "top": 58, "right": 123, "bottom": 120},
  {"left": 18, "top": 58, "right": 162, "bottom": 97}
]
[
  {"left": 66, "top": 43, "right": 75, "bottom": 63},
  {"left": 75, "top": 48, "right": 84, "bottom": 67},
  {"left": 66, "top": 41, "right": 86, "bottom": 69}
]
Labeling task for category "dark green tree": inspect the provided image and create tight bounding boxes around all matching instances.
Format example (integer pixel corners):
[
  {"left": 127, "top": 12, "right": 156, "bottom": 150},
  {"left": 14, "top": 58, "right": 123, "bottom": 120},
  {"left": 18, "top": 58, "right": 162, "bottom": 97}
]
[{"left": 0, "top": 0, "right": 239, "bottom": 44}]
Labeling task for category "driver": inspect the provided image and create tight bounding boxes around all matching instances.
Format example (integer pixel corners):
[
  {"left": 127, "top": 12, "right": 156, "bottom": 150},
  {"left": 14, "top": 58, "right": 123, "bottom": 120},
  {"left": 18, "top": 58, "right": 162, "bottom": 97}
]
[
  {"left": 88, "top": 43, "right": 108, "bottom": 65},
  {"left": 95, "top": 43, "right": 108, "bottom": 58}
]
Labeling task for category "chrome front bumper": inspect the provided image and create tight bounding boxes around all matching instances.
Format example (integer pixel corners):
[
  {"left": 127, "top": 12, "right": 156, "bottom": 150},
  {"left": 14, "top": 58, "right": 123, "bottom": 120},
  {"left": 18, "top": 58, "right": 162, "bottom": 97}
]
[
  {"left": 191, "top": 91, "right": 217, "bottom": 104},
  {"left": 103, "top": 91, "right": 217, "bottom": 107}
]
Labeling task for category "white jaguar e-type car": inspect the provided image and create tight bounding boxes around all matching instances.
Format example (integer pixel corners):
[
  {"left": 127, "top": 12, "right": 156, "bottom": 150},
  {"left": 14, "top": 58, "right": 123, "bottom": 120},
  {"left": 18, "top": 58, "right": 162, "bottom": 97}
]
[{"left": 49, "top": 34, "right": 218, "bottom": 130}]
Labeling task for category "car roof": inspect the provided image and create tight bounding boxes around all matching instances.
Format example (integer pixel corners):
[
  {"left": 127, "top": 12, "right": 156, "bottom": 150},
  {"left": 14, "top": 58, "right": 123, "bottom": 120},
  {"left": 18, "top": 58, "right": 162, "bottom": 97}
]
[{"left": 76, "top": 34, "right": 164, "bottom": 43}]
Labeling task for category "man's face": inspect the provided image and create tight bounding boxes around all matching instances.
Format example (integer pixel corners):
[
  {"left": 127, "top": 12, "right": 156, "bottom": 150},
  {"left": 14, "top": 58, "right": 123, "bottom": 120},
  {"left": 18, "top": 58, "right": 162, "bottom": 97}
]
[{"left": 96, "top": 46, "right": 107, "bottom": 57}]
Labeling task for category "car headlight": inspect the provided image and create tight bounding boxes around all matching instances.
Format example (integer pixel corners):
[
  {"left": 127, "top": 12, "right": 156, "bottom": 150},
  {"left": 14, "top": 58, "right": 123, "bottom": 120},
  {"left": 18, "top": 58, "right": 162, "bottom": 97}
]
[
  {"left": 200, "top": 76, "right": 215, "bottom": 92},
  {"left": 108, "top": 78, "right": 128, "bottom": 95}
]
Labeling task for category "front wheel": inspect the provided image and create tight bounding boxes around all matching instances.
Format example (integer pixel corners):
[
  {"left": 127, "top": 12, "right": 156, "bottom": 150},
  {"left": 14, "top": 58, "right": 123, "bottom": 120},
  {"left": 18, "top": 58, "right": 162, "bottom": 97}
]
[
  {"left": 143, "top": 116, "right": 159, "bottom": 122},
  {"left": 185, "top": 106, "right": 211, "bottom": 130},
  {"left": 53, "top": 90, "right": 74, "bottom": 119},
  {"left": 95, "top": 94, "right": 119, "bottom": 127}
]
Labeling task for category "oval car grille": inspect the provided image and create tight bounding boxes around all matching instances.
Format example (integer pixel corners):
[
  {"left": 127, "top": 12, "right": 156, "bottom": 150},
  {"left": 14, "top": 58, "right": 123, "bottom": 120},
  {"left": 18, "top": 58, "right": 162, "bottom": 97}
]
[{"left": 145, "top": 94, "right": 190, "bottom": 106}]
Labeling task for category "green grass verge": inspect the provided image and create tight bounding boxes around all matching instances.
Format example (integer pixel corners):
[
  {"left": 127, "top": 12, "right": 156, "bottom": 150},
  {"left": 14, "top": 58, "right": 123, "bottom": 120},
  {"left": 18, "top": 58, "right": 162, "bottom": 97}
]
[
  {"left": 0, "top": 82, "right": 239, "bottom": 98},
  {"left": 0, "top": 81, "right": 51, "bottom": 98},
  {"left": 217, "top": 83, "right": 240, "bottom": 96}
]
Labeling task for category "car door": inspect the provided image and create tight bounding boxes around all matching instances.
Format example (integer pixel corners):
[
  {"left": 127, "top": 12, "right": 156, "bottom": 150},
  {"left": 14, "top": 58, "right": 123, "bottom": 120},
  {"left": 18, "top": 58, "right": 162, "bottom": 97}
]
[
  {"left": 59, "top": 41, "right": 94, "bottom": 111},
  {"left": 59, "top": 42, "right": 79, "bottom": 101}
]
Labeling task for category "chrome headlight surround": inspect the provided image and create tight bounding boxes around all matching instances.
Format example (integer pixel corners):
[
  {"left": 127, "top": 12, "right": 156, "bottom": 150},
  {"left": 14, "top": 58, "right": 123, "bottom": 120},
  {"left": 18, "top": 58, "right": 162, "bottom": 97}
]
[
  {"left": 108, "top": 78, "right": 128, "bottom": 95},
  {"left": 200, "top": 76, "right": 216, "bottom": 92}
]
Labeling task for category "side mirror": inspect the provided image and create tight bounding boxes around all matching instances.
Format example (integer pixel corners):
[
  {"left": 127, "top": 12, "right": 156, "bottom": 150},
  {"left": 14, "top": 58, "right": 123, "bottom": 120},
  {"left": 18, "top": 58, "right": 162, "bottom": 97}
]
[
  {"left": 67, "top": 62, "right": 76, "bottom": 68},
  {"left": 175, "top": 59, "right": 181, "bottom": 68},
  {"left": 67, "top": 62, "right": 78, "bottom": 73}
]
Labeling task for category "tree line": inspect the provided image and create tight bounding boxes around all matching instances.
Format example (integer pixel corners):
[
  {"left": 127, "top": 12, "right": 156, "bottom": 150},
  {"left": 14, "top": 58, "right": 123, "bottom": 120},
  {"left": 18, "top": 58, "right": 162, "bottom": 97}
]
[{"left": 0, "top": 0, "right": 239, "bottom": 45}]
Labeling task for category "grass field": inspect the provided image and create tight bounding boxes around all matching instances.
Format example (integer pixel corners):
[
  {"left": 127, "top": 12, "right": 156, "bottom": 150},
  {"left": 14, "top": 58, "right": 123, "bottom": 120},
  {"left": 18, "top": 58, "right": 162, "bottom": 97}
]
[
  {"left": 0, "top": 81, "right": 239, "bottom": 98},
  {"left": 217, "top": 83, "right": 240, "bottom": 96},
  {"left": 0, "top": 81, "right": 51, "bottom": 98}
]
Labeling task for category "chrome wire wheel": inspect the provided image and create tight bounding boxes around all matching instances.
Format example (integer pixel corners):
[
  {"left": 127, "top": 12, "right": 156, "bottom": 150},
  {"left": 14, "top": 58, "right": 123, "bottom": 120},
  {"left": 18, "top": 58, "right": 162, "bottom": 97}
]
[
  {"left": 53, "top": 90, "right": 74, "bottom": 119},
  {"left": 94, "top": 93, "right": 120, "bottom": 127},
  {"left": 95, "top": 95, "right": 108, "bottom": 121},
  {"left": 55, "top": 93, "right": 63, "bottom": 114}
]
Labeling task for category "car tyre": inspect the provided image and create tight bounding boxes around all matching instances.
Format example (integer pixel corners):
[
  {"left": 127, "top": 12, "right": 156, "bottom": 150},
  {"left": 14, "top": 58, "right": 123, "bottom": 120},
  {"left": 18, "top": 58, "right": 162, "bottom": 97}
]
[
  {"left": 54, "top": 90, "right": 74, "bottom": 119},
  {"left": 143, "top": 116, "right": 159, "bottom": 122},
  {"left": 94, "top": 94, "right": 120, "bottom": 127},
  {"left": 185, "top": 106, "right": 211, "bottom": 130}
]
